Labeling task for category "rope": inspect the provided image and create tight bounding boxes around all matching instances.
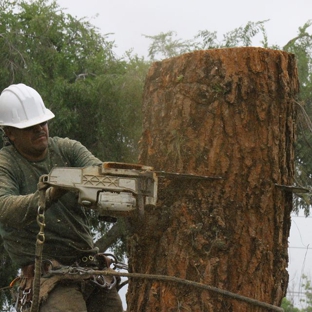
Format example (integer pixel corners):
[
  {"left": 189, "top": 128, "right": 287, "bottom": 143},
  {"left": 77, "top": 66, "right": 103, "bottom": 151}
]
[
  {"left": 50, "top": 268, "right": 284, "bottom": 312},
  {"left": 0, "top": 285, "right": 13, "bottom": 292},
  {"left": 30, "top": 182, "right": 48, "bottom": 312}
]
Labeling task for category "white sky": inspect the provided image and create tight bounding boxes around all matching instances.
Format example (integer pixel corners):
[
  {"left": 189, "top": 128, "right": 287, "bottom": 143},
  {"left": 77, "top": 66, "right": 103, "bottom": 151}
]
[
  {"left": 56, "top": 0, "right": 312, "bottom": 58},
  {"left": 288, "top": 212, "right": 312, "bottom": 308},
  {"left": 55, "top": 0, "right": 312, "bottom": 308}
]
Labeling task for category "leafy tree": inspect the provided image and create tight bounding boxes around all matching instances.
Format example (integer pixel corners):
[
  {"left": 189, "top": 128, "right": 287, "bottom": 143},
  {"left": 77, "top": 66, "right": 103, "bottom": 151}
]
[
  {"left": 143, "top": 31, "right": 195, "bottom": 61},
  {"left": 300, "top": 274, "right": 312, "bottom": 311},
  {"left": 143, "top": 20, "right": 270, "bottom": 60},
  {"left": 282, "top": 275, "right": 312, "bottom": 311},
  {"left": 281, "top": 21, "right": 312, "bottom": 215},
  {"left": 0, "top": 0, "right": 148, "bottom": 162},
  {"left": 0, "top": 0, "right": 149, "bottom": 307},
  {"left": 198, "top": 20, "right": 270, "bottom": 49},
  {"left": 281, "top": 297, "right": 301, "bottom": 312}
]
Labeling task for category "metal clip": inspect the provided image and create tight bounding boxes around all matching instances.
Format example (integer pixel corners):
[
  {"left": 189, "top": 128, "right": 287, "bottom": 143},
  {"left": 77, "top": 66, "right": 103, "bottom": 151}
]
[
  {"left": 20, "top": 288, "right": 31, "bottom": 307},
  {"left": 91, "top": 275, "right": 108, "bottom": 288},
  {"left": 91, "top": 275, "right": 117, "bottom": 289},
  {"left": 108, "top": 276, "right": 117, "bottom": 290},
  {"left": 14, "top": 286, "right": 20, "bottom": 311},
  {"left": 113, "top": 262, "right": 129, "bottom": 270}
]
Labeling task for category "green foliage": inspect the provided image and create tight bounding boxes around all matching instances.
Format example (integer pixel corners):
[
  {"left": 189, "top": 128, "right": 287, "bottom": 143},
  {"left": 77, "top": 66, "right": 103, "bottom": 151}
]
[
  {"left": 282, "top": 297, "right": 301, "bottom": 312},
  {"left": 281, "top": 20, "right": 312, "bottom": 214},
  {"left": 221, "top": 20, "right": 269, "bottom": 47},
  {"left": 300, "top": 274, "right": 312, "bottom": 311},
  {"left": 144, "top": 20, "right": 270, "bottom": 60},
  {"left": 0, "top": 0, "right": 148, "bottom": 308},
  {"left": 283, "top": 275, "right": 312, "bottom": 311},
  {"left": 143, "top": 31, "right": 195, "bottom": 61},
  {"left": 0, "top": 0, "right": 148, "bottom": 162}
]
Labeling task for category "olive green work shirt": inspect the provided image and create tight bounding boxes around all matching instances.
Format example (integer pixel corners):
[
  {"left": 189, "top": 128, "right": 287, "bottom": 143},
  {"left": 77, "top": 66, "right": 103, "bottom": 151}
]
[{"left": 0, "top": 137, "right": 102, "bottom": 267}]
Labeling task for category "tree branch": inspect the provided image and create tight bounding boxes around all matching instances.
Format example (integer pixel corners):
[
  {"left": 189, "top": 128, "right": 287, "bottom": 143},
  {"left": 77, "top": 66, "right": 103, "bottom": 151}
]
[{"left": 95, "top": 222, "right": 125, "bottom": 251}]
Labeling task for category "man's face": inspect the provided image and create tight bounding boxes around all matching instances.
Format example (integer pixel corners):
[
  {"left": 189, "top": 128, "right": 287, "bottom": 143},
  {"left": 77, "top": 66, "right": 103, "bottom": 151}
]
[{"left": 5, "top": 121, "right": 49, "bottom": 161}]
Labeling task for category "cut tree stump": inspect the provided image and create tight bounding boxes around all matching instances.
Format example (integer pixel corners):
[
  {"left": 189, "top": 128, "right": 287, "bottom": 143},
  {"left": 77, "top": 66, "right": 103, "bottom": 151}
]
[{"left": 127, "top": 47, "right": 299, "bottom": 312}]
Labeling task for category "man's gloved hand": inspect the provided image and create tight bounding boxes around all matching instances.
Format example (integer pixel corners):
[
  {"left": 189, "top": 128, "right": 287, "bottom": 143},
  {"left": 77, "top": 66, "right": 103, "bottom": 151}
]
[{"left": 46, "top": 186, "right": 68, "bottom": 206}]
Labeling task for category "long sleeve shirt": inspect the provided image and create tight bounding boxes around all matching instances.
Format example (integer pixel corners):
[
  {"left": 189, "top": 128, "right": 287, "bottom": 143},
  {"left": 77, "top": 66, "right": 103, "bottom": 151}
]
[{"left": 0, "top": 137, "right": 102, "bottom": 267}]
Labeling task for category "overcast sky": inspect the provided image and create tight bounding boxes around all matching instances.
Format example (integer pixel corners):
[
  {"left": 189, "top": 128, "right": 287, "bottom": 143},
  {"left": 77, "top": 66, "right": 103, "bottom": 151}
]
[
  {"left": 56, "top": 0, "right": 312, "bottom": 58},
  {"left": 55, "top": 0, "right": 312, "bottom": 308}
]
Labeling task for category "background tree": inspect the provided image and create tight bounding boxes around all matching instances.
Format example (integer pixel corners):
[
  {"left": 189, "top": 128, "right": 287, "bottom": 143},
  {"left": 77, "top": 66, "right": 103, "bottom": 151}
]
[
  {"left": 0, "top": 0, "right": 148, "bottom": 307},
  {"left": 0, "top": 0, "right": 148, "bottom": 162},
  {"left": 281, "top": 275, "right": 312, "bottom": 311},
  {"left": 281, "top": 21, "right": 312, "bottom": 214},
  {"left": 300, "top": 274, "right": 312, "bottom": 311},
  {"left": 282, "top": 298, "right": 301, "bottom": 312}
]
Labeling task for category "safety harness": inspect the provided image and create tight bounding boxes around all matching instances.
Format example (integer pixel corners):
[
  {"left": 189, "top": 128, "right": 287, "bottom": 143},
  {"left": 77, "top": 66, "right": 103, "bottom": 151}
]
[{"left": 10, "top": 179, "right": 127, "bottom": 312}]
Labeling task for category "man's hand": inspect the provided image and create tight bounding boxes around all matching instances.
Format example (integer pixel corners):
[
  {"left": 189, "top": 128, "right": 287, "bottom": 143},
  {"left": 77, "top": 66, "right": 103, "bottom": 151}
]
[{"left": 46, "top": 186, "right": 67, "bottom": 205}]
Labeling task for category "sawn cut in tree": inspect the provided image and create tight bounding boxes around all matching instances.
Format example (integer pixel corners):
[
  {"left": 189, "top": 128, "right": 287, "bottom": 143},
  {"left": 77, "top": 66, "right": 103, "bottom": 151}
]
[{"left": 127, "top": 47, "right": 299, "bottom": 311}]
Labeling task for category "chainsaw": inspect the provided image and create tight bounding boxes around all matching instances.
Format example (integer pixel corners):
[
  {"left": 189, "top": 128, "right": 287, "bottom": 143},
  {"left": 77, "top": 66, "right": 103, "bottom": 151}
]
[
  {"left": 41, "top": 161, "right": 310, "bottom": 219},
  {"left": 40, "top": 162, "right": 223, "bottom": 218}
]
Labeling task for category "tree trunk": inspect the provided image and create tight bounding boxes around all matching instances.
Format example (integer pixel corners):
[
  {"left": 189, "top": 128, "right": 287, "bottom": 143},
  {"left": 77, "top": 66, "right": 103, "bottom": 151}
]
[{"left": 127, "top": 47, "right": 298, "bottom": 311}]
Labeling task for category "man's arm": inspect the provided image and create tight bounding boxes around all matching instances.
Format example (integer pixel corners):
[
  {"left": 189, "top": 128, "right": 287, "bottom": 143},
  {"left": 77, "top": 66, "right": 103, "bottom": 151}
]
[{"left": 0, "top": 182, "right": 40, "bottom": 228}]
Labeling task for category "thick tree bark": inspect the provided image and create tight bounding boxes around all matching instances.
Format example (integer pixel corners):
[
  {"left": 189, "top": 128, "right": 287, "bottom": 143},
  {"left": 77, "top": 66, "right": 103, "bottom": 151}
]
[{"left": 127, "top": 47, "right": 298, "bottom": 311}]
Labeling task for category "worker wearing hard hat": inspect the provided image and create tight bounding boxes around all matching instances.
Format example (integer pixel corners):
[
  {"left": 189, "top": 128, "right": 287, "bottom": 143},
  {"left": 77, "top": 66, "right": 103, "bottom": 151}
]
[{"left": 0, "top": 84, "right": 123, "bottom": 312}]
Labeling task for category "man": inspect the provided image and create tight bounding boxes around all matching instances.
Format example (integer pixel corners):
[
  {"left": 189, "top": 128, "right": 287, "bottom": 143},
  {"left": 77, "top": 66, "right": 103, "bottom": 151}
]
[{"left": 0, "top": 83, "right": 123, "bottom": 311}]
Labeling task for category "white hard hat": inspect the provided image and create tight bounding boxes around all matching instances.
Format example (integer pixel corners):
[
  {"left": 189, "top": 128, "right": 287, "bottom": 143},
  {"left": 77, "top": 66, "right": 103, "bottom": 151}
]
[{"left": 0, "top": 83, "right": 55, "bottom": 129}]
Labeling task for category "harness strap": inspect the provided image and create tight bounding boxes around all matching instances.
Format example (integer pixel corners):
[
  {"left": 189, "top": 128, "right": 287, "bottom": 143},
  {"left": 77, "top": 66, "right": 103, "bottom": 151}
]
[{"left": 13, "top": 256, "right": 119, "bottom": 311}]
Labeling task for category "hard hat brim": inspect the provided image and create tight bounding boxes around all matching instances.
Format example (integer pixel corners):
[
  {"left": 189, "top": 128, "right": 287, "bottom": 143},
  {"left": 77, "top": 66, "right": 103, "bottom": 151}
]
[{"left": 4, "top": 109, "right": 55, "bottom": 129}]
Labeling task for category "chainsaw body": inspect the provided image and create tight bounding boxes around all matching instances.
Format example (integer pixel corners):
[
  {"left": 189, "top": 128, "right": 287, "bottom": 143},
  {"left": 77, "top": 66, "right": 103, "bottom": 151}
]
[{"left": 41, "top": 162, "right": 158, "bottom": 217}]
